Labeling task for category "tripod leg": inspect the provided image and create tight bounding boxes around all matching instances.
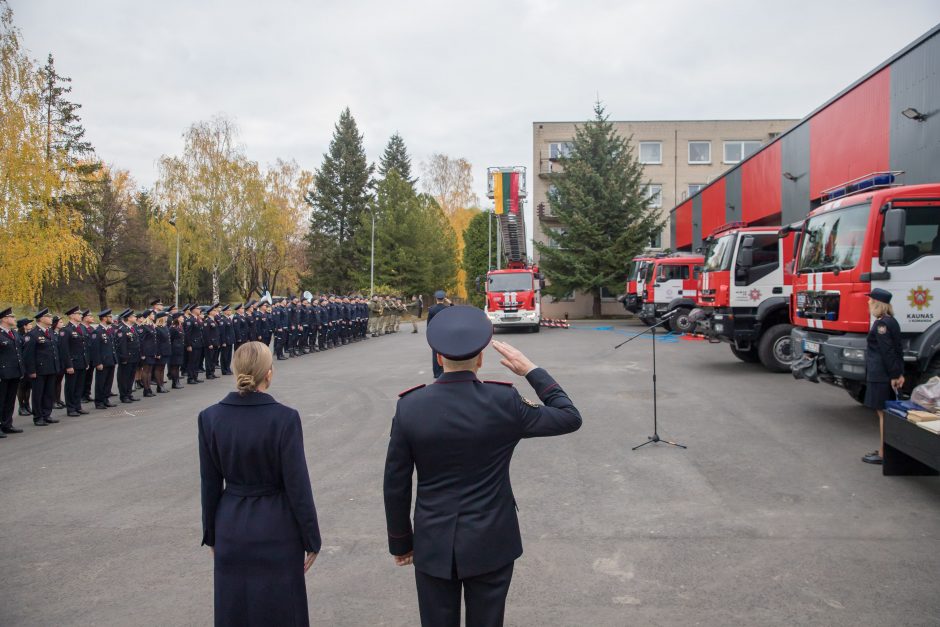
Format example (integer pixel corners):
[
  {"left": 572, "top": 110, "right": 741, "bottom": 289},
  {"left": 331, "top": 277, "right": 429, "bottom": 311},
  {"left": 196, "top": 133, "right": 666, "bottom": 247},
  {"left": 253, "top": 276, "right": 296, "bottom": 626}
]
[{"left": 631, "top": 437, "right": 656, "bottom": 451}]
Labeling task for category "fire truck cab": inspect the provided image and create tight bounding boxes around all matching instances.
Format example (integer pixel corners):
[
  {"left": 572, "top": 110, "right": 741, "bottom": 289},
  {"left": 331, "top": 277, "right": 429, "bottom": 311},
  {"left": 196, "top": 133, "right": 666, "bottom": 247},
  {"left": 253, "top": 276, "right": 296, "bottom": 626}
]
[
  {"left": 638, "top": 255, "right": 704, "bottom": 332},
  {"left": 694, "top": 222, "right": 796, "bottom": 372},
  {"left": 620, "top": 256, "right": 655, "bottom": 314},
  {"left": 790, "top": 174, "right": 940, "bottom": 401}
]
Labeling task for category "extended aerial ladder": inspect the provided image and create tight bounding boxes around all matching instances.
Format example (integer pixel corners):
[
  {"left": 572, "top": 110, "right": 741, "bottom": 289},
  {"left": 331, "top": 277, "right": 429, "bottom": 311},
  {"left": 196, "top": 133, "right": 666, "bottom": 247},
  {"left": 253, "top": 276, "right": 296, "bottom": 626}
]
[{"left": 487, "top": 166, "right": 529, "bottom": 268}]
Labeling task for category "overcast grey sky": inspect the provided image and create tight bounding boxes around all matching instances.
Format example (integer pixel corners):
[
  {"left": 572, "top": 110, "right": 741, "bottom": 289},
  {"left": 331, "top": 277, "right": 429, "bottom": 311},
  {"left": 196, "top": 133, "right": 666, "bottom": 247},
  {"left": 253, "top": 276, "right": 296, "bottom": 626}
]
[{"left": 11, "top": 0, "right": 940, "bottom": 207}]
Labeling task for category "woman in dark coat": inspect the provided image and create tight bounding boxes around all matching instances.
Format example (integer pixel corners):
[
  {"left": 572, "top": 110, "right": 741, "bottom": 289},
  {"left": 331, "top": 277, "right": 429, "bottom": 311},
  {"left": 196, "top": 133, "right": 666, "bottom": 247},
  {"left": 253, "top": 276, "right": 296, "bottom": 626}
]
[
  {"left": 138, "top": 314, "right": 157, "bottom": 398},
  {"left": 862, "top": 288, "right": 904, "bottom": 465},
  {"left": 198, "top": 341, "right": 321, "bottom": 627},
  {"left": 169, "top": 313, "right": 185, "bottom": 389},
  {"left": 154, "top": 313, "right": 171, "bottom": 393}
]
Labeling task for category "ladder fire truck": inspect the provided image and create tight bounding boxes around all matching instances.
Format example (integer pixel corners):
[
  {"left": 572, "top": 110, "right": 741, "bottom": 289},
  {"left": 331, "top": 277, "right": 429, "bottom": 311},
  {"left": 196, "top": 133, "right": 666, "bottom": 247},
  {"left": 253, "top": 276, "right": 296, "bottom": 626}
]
[
  {"left": 692, "top": 222, "right": 796, "bottom": 372},
  {"left": 483, "top": 167, "right": 543, "bottom": 332},
  {"left": 789, "top": 173, "right": 940, "bottom": 401}
]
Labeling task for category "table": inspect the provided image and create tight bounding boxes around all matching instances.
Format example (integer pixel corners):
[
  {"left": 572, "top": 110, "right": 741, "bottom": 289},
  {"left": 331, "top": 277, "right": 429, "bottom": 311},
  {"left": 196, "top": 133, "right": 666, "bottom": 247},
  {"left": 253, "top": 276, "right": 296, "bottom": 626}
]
[{"left": 883, "top": 412, "right": 940, "bottom": 476}]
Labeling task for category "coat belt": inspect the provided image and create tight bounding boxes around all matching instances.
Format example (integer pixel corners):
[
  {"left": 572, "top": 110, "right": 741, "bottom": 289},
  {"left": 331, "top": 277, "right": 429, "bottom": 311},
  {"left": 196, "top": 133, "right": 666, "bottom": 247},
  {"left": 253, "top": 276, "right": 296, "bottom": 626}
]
[{"left": 225, "top": 483, "right": 282, "bottom": 497}]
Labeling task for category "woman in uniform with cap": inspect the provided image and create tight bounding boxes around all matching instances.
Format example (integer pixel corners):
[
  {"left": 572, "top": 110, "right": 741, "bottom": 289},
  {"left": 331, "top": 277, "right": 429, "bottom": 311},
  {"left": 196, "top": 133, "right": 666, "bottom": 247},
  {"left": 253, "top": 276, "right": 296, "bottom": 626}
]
[
  {"left": 154, "top": 312, "right": 171, "bottom": 393},
  {"left": 138, "top": 311, "right": 158, "bottom": 397},
  {"left": 862, "top": 288, "right": 905, "bottom": 465},
  {"left": 169, "top": 312, "right": 186, "bottom": 389},
  {"left": 198, "top": 341, "right": 321, "bottom": 627}
]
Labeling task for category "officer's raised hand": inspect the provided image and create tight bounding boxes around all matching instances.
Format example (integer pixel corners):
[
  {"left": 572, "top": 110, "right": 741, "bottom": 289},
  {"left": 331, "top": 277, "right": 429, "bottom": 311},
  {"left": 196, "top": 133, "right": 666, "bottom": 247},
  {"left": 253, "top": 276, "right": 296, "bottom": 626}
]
[{"left": 492, "top": 340, "right": 536, "bottom": 376}]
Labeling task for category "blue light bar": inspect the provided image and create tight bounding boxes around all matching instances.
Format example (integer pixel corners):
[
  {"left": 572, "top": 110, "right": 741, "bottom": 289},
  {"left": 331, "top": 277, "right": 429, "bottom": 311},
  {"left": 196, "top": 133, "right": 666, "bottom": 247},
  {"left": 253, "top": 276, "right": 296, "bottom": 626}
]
[{"left": 820, "top": 171, "right": 901, "bottom": 203}]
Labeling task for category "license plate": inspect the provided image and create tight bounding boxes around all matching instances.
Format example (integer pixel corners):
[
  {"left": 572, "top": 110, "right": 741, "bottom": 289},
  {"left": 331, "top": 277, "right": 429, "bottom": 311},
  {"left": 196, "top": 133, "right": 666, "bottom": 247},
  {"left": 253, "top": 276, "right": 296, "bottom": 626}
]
[
  {"left": 796, "top": 293, "right": 806, "bottom": 307},
  {"left": 803, "top": 340, "right": 820, "bottom": 353},
  {"left": 502, "top": 316, "right": 520, "bottom": 322}
]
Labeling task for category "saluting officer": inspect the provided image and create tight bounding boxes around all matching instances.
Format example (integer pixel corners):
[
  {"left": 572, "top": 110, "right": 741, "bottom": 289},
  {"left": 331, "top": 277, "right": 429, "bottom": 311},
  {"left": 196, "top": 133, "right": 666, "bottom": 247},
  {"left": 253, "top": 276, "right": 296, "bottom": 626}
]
[
  {"left": 0, "top": 307, "right": 25, "bottom": 436},
  {"left": 384, "top": 306, "right": 582, "bottom": 627},
  {"left": 90, "top": 309, "right": 117, "bottom": 409},
  {"left": 23, "top": 308, "right": 61, "bottom": 426}
]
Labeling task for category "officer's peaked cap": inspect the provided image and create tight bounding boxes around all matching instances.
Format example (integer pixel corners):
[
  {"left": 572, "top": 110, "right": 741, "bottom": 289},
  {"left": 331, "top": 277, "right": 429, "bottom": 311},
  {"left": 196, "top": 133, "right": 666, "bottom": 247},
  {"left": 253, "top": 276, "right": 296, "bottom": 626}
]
[
  {"left": 426, "top": 305, "right": 493, "bottom": 361},
  {"left": 868, "top": 288, "right": 892, "bottom": 304},
  {"left": 34, "top": 308, "right": 49, "bottom": 320}
]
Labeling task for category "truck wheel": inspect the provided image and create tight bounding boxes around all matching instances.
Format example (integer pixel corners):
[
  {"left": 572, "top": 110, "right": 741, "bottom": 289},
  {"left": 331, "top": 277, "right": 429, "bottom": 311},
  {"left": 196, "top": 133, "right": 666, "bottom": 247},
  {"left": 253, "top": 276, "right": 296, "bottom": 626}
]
[
  {"left": 530, "top": 324, "right": 540, "bottom": 333},
  {"left": 669, "top": 308, "right": 693, "bottom": 334},
  {"left": 844, "top": 380, "right": 866, "bottom": 404},
  {"left": 730, "top": 345, "right": 760, "bottom": 363},
  {"left": 758, "top": 324, "right": 794, "bottom": 373}
]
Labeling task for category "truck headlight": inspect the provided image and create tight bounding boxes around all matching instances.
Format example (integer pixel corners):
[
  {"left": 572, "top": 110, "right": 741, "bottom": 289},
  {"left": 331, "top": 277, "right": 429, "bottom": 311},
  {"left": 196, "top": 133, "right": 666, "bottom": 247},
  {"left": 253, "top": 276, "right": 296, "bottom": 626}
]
[
  {"left": 842, "top": 348, "right": 865, "bottom": 361},
  {"left": 714, "top": 323, "right": 724, "bottom": 333}
]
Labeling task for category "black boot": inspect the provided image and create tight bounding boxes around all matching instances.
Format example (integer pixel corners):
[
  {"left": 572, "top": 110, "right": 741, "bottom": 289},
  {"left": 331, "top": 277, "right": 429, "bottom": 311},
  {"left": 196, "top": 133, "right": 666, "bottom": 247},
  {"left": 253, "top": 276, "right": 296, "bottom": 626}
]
[{"left": 156, "top": 385, "right": 168, "bottom": 393}]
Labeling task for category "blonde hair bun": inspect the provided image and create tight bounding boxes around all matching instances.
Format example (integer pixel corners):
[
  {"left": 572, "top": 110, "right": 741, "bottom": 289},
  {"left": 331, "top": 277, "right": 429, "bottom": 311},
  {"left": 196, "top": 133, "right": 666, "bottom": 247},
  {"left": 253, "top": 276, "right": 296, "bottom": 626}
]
[{"left": 232, "top": 342, "right": 273, "bottom": 396}]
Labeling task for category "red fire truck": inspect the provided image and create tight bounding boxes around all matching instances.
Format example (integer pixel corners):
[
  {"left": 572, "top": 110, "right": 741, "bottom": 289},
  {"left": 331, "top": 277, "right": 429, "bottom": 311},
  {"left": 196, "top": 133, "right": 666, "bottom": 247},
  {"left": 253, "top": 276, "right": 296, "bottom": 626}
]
[
  {"left": 482, "top": 167, "right": 543, "bottom": 332},
  {"left": 790, "top": 173, "right": 940, "bottom": 401},
  {"left": 638, "top": 254, "right": 704, "bottom": 331},
  {"left": 693, "top": 222, "right": 796, "bottom": 372},
  {"left": 620, "top": 255, "right": 656, "bottom": 315}
]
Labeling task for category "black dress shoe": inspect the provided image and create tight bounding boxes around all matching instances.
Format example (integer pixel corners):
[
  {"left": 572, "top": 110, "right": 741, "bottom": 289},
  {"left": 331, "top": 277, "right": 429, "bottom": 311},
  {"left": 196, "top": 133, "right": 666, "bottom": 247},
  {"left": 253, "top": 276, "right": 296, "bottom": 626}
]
[
  {"left": 277, "top": 355, "right": 288, "bottom": 361},
  {"left": 77, "top": 408, "right": 89, "bottom": 415},
  {"left": 54, "top": 401, "right": 66, "bottom": 409},
  {"left": 862, "top": 453, "right": 884, "bottom": 465},
  {"left": 34, "top": 419, "right": 48, "bottom": 426},
  {"left": 104, "top": 401, "right": 117, "bottom": 407},
  {"left": 172, "top": 382, "right": 184, "bottom": 389},
  {"left": 121, "top": 398, "right": 133, "bottom": 404},
  {"left": 67, "top": 410, "right": 80, "bottom": 417},
  {"left": 82, "top": 396, "right": 93, "bottom": 403},
  {"left": 95, "top": 403, "right": 107, "bottom": 410},
  {"left": 156, "top": 385, "right": 168, "bottom": 393},
  {"left": 18, "top": 407, "right": 31, "bottom": 416},
  {"left": 2, "top": 427, "right": 23, "bottom": 434},
  {"left": 0, "top": 431, "right": 6, "bottom": 438},
  {"left": 45, "top": 417, "right": 60, "bottom": 424},
  {"left": 143, "top": 390, "right": 155, "bottom": 398}
]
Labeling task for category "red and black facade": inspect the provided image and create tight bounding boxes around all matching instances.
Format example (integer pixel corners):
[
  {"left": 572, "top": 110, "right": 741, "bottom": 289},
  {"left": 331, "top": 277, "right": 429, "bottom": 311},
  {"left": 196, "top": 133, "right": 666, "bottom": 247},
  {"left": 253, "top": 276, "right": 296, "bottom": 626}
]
[{"left": 670, "top": 25, "right": 940, "bottom": 250}]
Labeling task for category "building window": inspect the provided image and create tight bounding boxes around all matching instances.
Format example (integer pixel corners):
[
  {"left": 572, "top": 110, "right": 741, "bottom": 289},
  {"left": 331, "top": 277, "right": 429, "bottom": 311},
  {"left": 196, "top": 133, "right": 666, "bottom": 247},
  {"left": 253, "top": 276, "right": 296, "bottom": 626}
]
[
  {"left": 649, "top": 229, "right": 663, "bottom": 248},
  {"left": 600, "top": 286, "right": 617, "bottom": 300},
  {"left": 688, "top": 183, "right": 705, "bottom": 196},
  {"left": 549, "top": 142, "right": 573, "bottom": 160},
  {"left": 638, "top": 142, "right": 662, "bottom": 164},
  {"left": 644, "top": 184, "right": 663, "bottom": 208},
  {"left": 688, "top": 141, "right": 711, "bottom": 164},
  {"left": 723, "top": 140, "right": 762, "bottom": 164},
  {"left": 547, "top": 227, "right": 567, "bottom": 249}
]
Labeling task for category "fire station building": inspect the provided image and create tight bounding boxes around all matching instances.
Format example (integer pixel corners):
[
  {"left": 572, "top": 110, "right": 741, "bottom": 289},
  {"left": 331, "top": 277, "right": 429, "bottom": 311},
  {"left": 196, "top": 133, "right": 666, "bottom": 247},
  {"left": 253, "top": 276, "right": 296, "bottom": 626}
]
[{"left": 670, "top": 25, "right": 940, "bottom": 252}]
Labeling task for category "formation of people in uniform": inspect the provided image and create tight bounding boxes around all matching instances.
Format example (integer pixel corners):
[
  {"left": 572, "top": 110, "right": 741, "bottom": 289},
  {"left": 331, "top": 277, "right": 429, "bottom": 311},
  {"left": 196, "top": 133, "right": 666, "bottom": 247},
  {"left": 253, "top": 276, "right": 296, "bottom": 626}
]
[{"left": 0, "top": 293, "right": 417, "bottom": 436}]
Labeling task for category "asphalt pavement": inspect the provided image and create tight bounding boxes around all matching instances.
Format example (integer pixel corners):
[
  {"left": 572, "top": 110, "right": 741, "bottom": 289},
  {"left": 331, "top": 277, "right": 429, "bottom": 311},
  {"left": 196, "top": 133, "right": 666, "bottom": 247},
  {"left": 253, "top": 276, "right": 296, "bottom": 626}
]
[{"left": 1, "top": 320, "right": 938, "bottom": 626}]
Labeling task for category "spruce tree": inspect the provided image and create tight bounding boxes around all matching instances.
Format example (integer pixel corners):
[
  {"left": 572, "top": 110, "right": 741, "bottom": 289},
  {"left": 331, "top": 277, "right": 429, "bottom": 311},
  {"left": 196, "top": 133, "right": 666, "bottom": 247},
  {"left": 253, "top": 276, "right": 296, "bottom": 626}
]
[
  {"left": 378, "top": 132, "right": 416, "bottom": 187},
  {"left": 534, "top": 102, "right": 665, "bottom": 316},
  {"left": 304, "top": 108, "right": 374, "bottom": 292},
  {"left": 461, "top": 210, "right": 490, "bottom": 307},
  {"left": 40, "top": 54, "right": 94, "bottom": 164}
]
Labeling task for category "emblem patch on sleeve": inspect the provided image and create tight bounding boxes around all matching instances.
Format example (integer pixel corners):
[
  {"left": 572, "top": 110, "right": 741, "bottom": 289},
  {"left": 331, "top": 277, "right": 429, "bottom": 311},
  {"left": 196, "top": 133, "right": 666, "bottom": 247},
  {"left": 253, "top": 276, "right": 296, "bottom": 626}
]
[
  {"left": 877, "top": 325, "right": 887, "bottom": 334},
  {"left": 521, "top": 396, "right": 540, "bottom": 408}
]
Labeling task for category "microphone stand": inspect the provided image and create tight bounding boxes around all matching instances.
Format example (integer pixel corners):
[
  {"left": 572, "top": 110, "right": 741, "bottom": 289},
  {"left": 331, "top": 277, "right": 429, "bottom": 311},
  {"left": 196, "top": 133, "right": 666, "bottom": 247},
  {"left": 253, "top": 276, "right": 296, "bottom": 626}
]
[{"left": 614, "top": 311, "right": 687, "bottom": 451}]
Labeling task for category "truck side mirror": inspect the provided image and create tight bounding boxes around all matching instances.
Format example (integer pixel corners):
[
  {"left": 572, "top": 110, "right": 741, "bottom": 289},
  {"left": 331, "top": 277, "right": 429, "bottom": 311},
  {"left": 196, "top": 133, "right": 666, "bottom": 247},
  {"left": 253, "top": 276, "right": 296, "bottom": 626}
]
[
  {"left": 883, "top": 207, "right": 906, "bottom": 245},
  {"left": 882, "top": 245, "right": 904, "bottom": 266},
  {"left": 738, "top": 236, "right": 755, "bottom": 268}
]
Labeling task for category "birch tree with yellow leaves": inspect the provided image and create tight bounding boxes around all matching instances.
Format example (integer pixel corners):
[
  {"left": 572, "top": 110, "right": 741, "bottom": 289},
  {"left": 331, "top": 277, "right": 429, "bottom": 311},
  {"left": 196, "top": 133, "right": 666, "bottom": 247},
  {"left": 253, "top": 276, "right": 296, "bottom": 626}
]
[{"left": 0, "top": 1, "right": 89, "bottom": 305}]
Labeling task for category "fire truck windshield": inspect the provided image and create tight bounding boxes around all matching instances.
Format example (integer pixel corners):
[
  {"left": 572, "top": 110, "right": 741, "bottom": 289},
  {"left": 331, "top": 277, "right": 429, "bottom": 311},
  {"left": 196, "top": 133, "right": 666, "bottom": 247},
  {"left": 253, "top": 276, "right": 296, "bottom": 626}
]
[
  {"left": 488, "top": 273, "right": 533, "bottom": 292},
  {"left": 797, "top": 202, "right": 870, "bottom": 273},
  {"left": 704, "top": 234, "right": 735, "bottom": 272}
]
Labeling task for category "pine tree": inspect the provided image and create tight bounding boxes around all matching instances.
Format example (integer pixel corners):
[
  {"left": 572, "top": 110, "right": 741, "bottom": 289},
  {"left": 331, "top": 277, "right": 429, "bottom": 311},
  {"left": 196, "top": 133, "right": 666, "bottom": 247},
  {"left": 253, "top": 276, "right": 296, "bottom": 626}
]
[
  {"left": 304, "top": 108, "right": 374, "bottom": 292},
  {"left": 378, "top": 132, "right": 416, "bottom": 187},
  {"left": 534, "top": 102, "right": 665, "bottom": 317},
  {"left": 461, "top": 210, "right": 490, "bottom": 307},
  {"left": 40, "top": 53, "right": 93, "bottom": 165}
]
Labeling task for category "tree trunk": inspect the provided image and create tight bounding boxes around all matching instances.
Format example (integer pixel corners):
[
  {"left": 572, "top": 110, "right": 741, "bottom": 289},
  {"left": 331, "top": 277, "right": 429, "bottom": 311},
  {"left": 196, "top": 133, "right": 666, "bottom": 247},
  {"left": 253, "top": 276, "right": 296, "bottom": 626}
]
[
  {"left": 211, "top": 267, "right": 220, "bottom": 303},
  {"left": 97, "top": 285, "right": 108, "bottom": 310},
  {"left": 592, "top": 292, "right": 602, "bottom": 318}
]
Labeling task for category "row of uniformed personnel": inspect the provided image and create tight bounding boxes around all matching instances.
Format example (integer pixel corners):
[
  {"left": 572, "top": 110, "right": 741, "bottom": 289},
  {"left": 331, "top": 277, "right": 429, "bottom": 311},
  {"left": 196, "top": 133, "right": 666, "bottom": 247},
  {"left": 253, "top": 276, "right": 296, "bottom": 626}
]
[{"left": 0, "top": 293, "right": 402, "bottom": 436}]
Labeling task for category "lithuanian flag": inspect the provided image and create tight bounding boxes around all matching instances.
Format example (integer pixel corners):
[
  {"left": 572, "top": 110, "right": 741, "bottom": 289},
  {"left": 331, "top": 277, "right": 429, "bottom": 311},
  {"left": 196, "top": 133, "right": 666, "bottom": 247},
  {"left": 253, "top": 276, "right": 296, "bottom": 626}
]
[{"left": 493, "top": 171, "right": 520, "bottom": 215}]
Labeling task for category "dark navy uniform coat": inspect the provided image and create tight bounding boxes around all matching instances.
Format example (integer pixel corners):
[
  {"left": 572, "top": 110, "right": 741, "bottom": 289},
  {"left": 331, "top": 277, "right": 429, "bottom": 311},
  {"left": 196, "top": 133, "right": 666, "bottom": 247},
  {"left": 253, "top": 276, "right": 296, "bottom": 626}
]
[
  {"left": 384, "top": 367, "right": 582, "bottom": 579},
  {"left": 199, "top": 391, "right": 322, "bottom": 627},
  {"left": 0, "top": 327, "right": 24, "bottom": 380},
  {"left": 89, "top": 325, "right": 117, "bottom": 368},
  {"left": 865, "top": 314, "right": 903, "bottom": 383},
  {"left": 169, "top": 324, "right": 186, "bottom": 366},
  {"left": 23, "top": 326, "right": 60, "bottom": 376}
]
